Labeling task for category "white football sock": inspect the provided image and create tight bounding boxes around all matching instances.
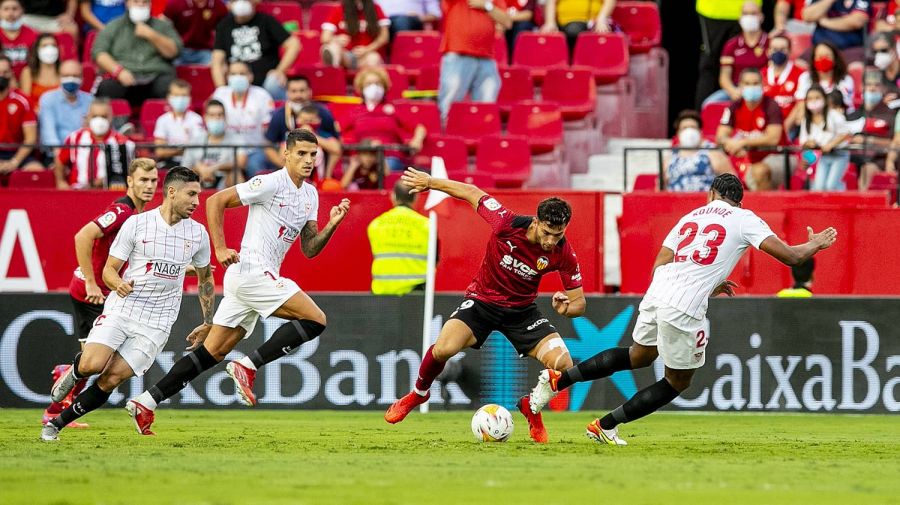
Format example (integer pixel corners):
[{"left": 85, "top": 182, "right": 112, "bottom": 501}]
[
  {"left": 134, "top": 391, "right": 157, "bottom": 411},
  {"left": 238, "top": 356, "right": 257, "bottom": 371}
]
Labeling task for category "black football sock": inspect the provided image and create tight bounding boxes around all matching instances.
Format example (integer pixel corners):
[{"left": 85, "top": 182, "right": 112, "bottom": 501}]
[
  {"left": 557, "top": 347, "right": 632, "bottom": 390},
  {"left": 249, "top": 320, "right": 325, "bottom": 368},
  {"left": 71, "top": 352, "right": 84, "bottom": 379},
  {"left": 50, "top": 383, "right": 111, "bottom": 430},
  {"left": 599, "top": 378, "right": 680, "bottom": 430},
  {"left": 147, "top": 346, "right": 219, "bottom": 404}
]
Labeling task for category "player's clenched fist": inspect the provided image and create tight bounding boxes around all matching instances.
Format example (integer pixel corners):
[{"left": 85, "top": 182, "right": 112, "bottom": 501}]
[
  {"left": 551, "top": 291, "right": 570, "bottom": 315},
  {"left": 216, "top": 248, "right": 240, "bottom": 268},
  {"left": 329, "top": 198, "right": 351, "bottom": 226},
  {"left": 116, "top": 279, "right": 134, "bottom": 298},
  {"left": 401, "top": 167, "right": 431, "bottom": 194}
]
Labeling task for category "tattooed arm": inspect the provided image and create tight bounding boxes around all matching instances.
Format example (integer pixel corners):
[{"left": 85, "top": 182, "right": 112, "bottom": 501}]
[
  {"left": 300, "top": 198, "right": 351, "bottom": 258},
  {"left": 185, "top": 265, "right": 215, "bottom": 351}
]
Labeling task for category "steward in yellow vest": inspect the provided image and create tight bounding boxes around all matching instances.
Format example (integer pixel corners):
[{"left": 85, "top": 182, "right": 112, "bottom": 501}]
[
  {"left": 776, "top": 258, "right": 814, "bottom": 298},
  {"left": 367, "top": 184, "right": 431, "bottom": 295}
]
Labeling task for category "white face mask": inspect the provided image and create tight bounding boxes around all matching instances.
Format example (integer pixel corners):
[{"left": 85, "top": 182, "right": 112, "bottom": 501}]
[
  {"left": 874, "top": 51, "right": 894, "bottom": 71},
  {"left": 739, "top": 14, "right": 760, "bottom": 33},
  {"left": 231, "top": 0, "right": 254, "bottom": 18},
  {"left": 37, "top": 45, "right": 59, "bottom": 64},
  {"left": 89, "top": 116, "right": 110, "bottom": 136},
  {"left": 677, "top": 127, "right": 701, "bottom": 148},
  {"left": 129, "top": 5, "right": 151, "bottom": 24},
  {"left": 362, "top": 83, "right": 385, "bottom": 103},
  {"left": 228, "top": 74, "right": 250, "bottom": 93}
]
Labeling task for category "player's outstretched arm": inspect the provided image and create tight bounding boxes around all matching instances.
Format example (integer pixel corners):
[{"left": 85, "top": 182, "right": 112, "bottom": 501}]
[
  {"left": 186, "top": 265, "right": 215, "bottom": 351},
  {"left": 401, "top": 167, "right": 487, "bottom": 209},
  {"left": 552, "top": 287, "right": 586, "bottom": 317},
  {"left": 74, "top": 221, "right": 106, "bottom": 304},
  {"left": 300, "top": 198, "right": 351, "bottom": 258},
  {"left": 102, "top": 256, "right": 133, "bottom": 298},
  {"left": 206, "top": 187, "right": 243, "bottom": 268},
  {"left": 760, "top": 226, "right": 838, "bottom": 266}
]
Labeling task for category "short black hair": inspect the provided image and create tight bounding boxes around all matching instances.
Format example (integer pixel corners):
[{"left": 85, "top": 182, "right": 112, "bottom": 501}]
[
  {"left": 287, "top": 75, "right": 310, "bottom": 87},
  {"left": 393, "top": 182, "right": 415, "bottom": 206},
  {"left": 286, "top": 128, "right": 318, "bottom": 149},
  {"left": 536, "top": 197, "right": 572, "bottom": 227},
  {"left": 205, "top": 98, "right": 225, "bottom": 113},
  {"left": 164, "top": 165, "right": 200, "bottom": 190},
  {"left": 711, "top": 173, "right": 744, "bottom": 204},
  {"left": 792, "top": 258, "right": 815, "bottom": 286},
  {"left": 673, "top": 109, "right": 702, "bottom": 131}
]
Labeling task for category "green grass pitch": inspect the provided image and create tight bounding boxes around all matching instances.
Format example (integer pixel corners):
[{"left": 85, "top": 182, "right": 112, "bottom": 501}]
[{"left": 2, "top": 409, "right": 898, "bottom": 504}]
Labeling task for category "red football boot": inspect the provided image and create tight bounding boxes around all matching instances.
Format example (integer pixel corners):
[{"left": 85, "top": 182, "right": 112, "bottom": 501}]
[
  {"left": 125, "top": 400, "right": 155, "bottom": 435},
  {"left": 384, "top": 390, "right": 430, "bottom": 424},
  {"left": 518, "top": 395, "right": 549, "bottom": 444},
  {"left": 226, "top": 361, "right": 258, "bottom": 406}
]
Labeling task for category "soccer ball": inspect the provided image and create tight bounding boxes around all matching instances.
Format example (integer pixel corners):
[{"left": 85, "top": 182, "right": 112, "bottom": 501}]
[{"left": 471, "top": 404, "right": 514, "bottom": 442}]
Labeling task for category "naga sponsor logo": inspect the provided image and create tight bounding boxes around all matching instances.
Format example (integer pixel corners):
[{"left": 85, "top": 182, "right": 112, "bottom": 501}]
[
  {"left": 527, "top": 318, "right": 549, "bottom": 331},
  {"left": 144, "top": 261, "right": 183, "bottom": 280},
  {"left": 277, "top": 225, "right": 300, "bottom": 244},
  {"left": 500, "top": 254, "right": 538, "bottom": 278}
]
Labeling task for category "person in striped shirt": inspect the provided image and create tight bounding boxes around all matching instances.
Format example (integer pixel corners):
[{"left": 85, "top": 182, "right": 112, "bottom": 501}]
[
  {"left": 54, "top": 98, "right": 134, "bottom": 189},
  {"left": 528, "top": 174, "right": 837, "bottom": 445}
]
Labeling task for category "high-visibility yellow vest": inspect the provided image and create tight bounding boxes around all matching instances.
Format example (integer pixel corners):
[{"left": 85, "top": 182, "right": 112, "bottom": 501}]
[
  {"left": 696, "top": 0, "right": 758, "bottom": 20},
  {"left": 776, "top": 287, "right": 813, "bottom": 298},
  {"left": 367, "top": 206, "right": 430, "bottom": 296}
]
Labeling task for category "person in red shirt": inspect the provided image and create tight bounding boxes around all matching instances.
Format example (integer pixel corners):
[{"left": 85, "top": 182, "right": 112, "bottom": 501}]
[
  {"left": 716, "top": 67, "right": 788, "bottom": 190},
  {"left": 773, "top": 0, "right": 814, "bottom": 34},
  {"left": 704, "top": 1, "right": 769, "bottom": 106},
  {"left": 0, "top": 55, "right": 43, "bottom": 182},
  {"left": 321, "top": 0, "right": 391, "bottom": 69},
  {"left": 42, "top": 157, "right": 159, "bottom": 428},
  {"left": 0, "top": 0, "right": 38, "bottom": 78},
  {"left": 165, "top": 0, "right": 228, "bottom": 65},
  {"left": 438, "top": 0, "right": 511, "bottom": 119},
  {"left": 342, "top": 67, "right": 427, "bottom": 171},
  {"left": 385, "top": 167, "right": 586, "bottom": 444},
  {"left": 54, "top": 98, "right": 136, "bottom": 189},
  {"left": 761, "top": 33, "right": 804, "bottom": 123}
]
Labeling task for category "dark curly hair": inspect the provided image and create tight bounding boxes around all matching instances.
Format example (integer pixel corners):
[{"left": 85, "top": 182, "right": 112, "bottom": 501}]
[
  {"left": 536, "top": 197, "right": 572, "bottom": 226},
  {"left": 711, "top": 173, "right": 744, "bottom": 204}
]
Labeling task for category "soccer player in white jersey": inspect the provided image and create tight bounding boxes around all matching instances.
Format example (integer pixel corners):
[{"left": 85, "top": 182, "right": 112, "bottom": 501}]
[
  {"left": 43, "top": 167, "right": 213, "bottom": 441},
  {"left": 126, "top": 129, "right": 351, "bottom": 434},
  {"left": 528, "top": 174, "right": 838, "bottom": 445}
]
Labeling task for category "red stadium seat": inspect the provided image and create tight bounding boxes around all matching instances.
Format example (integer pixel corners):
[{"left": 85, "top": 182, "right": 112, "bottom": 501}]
[
  {"left": 390, "top": 31, "right": 441, "bottom": 80},
  {"left": 572, "top": 32, "right": 629, "bottom": 84},
  {"left": 8, "top": 170, "right": 54, "bottom": 189},
  {"left": 257, "top": 1, "right": 303, "bottom": 32},
  {"left": 475, "top": 134, "right": 531, "bottom": 188},
  {"left": 394, "top": 99, "right": 441, "bottom": 136},
  {"left": 176, "top": 65, "right": 216, "bottom": 111},
  {"left": 81, "top": 63, "right": 97, "bottom": 92},
  {"left": 632, "top": 173, "right": 659, "bottom": 191},
  {"left": 446, "top": 102, "right": 502, "bottom": 149},
  {"left": 701, "top": 101, "right": 730, "bottom": 138},
  {"left": 843, "top": 162, "right": 858, "bottom": 190},
  {"left": 109, "top": 98, "right": 131, "bottom": 119},
  {"left": 384, "top": 171, "right": 402, "bottom": 188},
  {"left": 613, "top": 1, "right": 662, "bottom": 53},
  {"left": 512, "top": 32, "right": 567, "bottom": 80},
  {"left": 496, "top": 66, "right": 533, "bottom": 115},
  {"left": 869, "top": 172, "right": 898, "bottom": 202},
  {"left": 786, "top": 31, "right": 812, "bottom": 61},
  {"left": 494, "top": 32, "right": 509, "bottom": 67},
  {"left": 848, "top": 62, "right": 863, "bottom": 109},
  {"left": 507, "top": 101, "right": 563, "bottom": 154},
  {"left": 542, "top": 67, "right": 596, "bottom": 120},
  {"left": 295, "top": 65, "right": 347, "bottom": 96},
  {"left": 82, "top": 31, "right": 96, "bottom": 62},
  {"left": 308, "top": 1, "right": 339, "bottom": 31},
  {"left": 413, "top": 134, "right": 468, "bottom": 172},
  {"left": 288, "top": 31, "right": 322, "bottom": 69},
  {"left": 416, "top": 65, "right": 440, "bottom": 90},
  {"left": 139, "top": 99, "right": 169, "bottom": 138},
  {"left": 382, "top": 65, "right": 410, "bottom": 101},
  {"left": 447, "top": 170, "right": 495, "bottom": 188},
  {"left": 56, "top": 32, "right": 77, "bottom": 61}
]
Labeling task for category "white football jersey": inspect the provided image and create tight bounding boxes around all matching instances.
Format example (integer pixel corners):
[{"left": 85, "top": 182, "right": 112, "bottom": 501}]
[
  {"left": 646, "top": 199, "right": 774, "bottom": 319},
  {"left": 233, "top": 168, "right": 319, "bottom": 276},
  {"left": 105, "top": 208, "right": 211, "bottom": 331}
]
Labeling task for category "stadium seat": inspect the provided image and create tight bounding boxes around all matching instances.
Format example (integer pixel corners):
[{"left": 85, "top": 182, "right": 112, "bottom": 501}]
[
  {"left": 511, "top": 32, "right": 567, "bottom": 81},
  {"left": 81, "top": 63, "right": 97, "bottom": 92},
  {"left": 139, "top": 99, "right": 169, "bottom": 139},
  {"left": 848, "top": 62, "right": 863, "bottom": 109},
  {"left": 869, "top": 172, "right": 898, "bottom": 202},
  {"left": 494, "top": 32, "right": 509, "bottom": 67},
  {"left": 56, "top": 32, "right": 77, "bottom": 61},
  {"left": 109, "top": 98, "right": 131, "bottom": 120},
  {"left": 542, "top": 67, "right": 596, "bottom": 121},
  {"left": 507, "top": 101, "right": 564, "bottom": 154},
  {"left": 382, "top": 65, "right": 411, "bottom": 101},
  {"left": 572, "top": 32, "right": 630, "bottom": 85},
  {"left": 701, "top": 102, "right": 729, "bottom": 139},
  {"left": 475, "top": 134, "right": 531, "bottom": 188},
  {"left": 413, "top": 134, "right": 469, "bottom": 172},
  {"left": 632, "top": 173, "right": 659, "bottom": 191},
  {"left": 613, "top": 1, "right": 662, "bottom": 53},
  {"left": 415, "top": 65, "right": 440, "bottom": 91},
  {"left": 446, "top": 102, "right": 502, "bottom": 149},
  {"left": 257, "top": 1, "right": 303, "bottom": 32},
  {"left": 447, "top": 170, "right": 496, "bottom": 188},
  {"left": 394, "top": 99, "right": 441, "bottom": 136},
  {"left": 844, "top": 162, "right": 858, "bottom": 190},
  {"left": 288, "top": 31, "right": 322, "bottom": 69},
  {"left": 82, "top": 31, "right": 96, "bottom": 62},
  {"left": 390, "top": 31, "right": 441, "bottom": 81},
  {"left": 308, "top": 1, "right": 339, "bottom": 31},
  {"left": 786, "top": 31, "right": 812, "bottom": 61},
  {"left": 496, "top": 66, "right": 534, "bottom": 115},
  {"left": 295, "top": 65, "right": 347, "bottom": 96},
  {"left": 324, "top": 101, "right": 357, "bottom": 128},
  {"left": 8, "top": 170, "right": 54, "bottom": 189},
  {"left": 384, "top": 171, "right": 402, "bottom": 189},
  {"left": 176, "top": 65, "right": 216, "bottom": 111}
]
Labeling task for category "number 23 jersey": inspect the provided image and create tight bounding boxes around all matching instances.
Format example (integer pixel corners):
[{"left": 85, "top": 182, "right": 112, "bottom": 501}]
[{"left": 647, "top": 199, "right": 774, "bottom": 319}]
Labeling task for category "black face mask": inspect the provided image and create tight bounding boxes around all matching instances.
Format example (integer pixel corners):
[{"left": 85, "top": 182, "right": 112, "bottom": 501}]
[{"left": 0, "top": 76, "right": 9, "bottom": 92}]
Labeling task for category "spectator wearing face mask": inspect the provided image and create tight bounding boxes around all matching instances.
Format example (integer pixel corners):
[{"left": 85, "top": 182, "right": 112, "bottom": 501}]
[
  {"left": 181, "top": 99, "right": 247, "bottom": 188},
  {"left": 664, "top": 109, "right": 735, "bottom": 192},
  {"left": 153, "top": 79, "right": 206, "bottom": 169},
  {"left": 788, "top": 41, "right": 854, "bottom": 132},
  {"left": 0, "top": 54, "right": 43, "bottom": 178},
  {"left": 54, "top": 98, "right": 135, "bottom": 190},
  {"left": 704, "top": 1, "right": 769, "bottom": 106},
  {"left": 264, "top": 76, "right": 340, "bottom": 172},
  {"left": 39, "top": 60, "right": 92, "bottom": 157},
  {"left": 342, "top": 67, "right": 427, "bottom": 172},
  {"left": 761, "top": 33, "right": 805, "bottom": 122},
  {"left": 0, "top": 0, "right": 39, "bottom": 78},
  {"left": 20, "top": 33, "right": 60, "bottom": 106},
  {"left": 798, "top": 85, "right": 851, "bottom": 191},
  {"left": 803, "top": 0, "right": 871, "bottom": 63},
  {"left": 850, "top": 71, "right": 898, "bottom": 189},
  {"left": 716, "top": 67, "right": 788, "bottom": 190},
  {"left": 871, "top": 32, "right": 900, "bottom": 100}
]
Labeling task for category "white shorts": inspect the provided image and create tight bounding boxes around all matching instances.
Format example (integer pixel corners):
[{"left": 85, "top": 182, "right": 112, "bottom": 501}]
[
  {"left": 212, "top": 269, "right": 300, "bottom": 334},
  {"left": 631, "top": 297, "right": 709, "bottom": 370},
  {"left": 85, "top": 314, "right": 169, "bottom": 376}
]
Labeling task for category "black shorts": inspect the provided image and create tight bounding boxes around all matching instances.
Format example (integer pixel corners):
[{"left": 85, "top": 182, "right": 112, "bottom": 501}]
[
  {"left": 70, "top": 296, "right": 103, "bottom": 341},
  {"left": 448, "top": 298, "right": 557, "bottom": 356}
]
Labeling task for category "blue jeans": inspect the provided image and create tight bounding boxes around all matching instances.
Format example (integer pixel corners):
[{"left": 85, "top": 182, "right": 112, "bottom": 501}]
[
  {"left": 438, "top": 52, "right": 500, "bottom": 120},
  {"left": 263, "top": 74, "right": 287, "bottom": 102},
  {"left": 174, "top": 48, "right": 212, "bottom": 66},
  {"left": 245, "top": 149, "right": 279, "bottom": 178},
  {"left": 390, "top": 15, "right": 423, "bottom": 38},
  {"left": 812, "top": 151, "right": 849, "bottom": 191}
]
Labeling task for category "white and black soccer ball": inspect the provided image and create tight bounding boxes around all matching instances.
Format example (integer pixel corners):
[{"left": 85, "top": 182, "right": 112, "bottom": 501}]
[{"left": 471, "top": 404, "right": 514, "bottom": 442}]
